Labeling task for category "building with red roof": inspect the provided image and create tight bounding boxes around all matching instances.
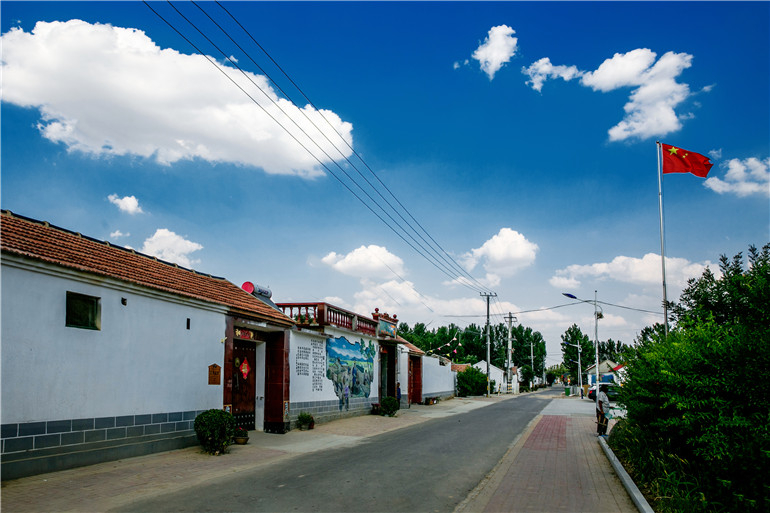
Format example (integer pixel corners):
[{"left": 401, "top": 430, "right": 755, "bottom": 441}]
[{"left": 1, "top": 211, "right": 294, "bottom": 479}]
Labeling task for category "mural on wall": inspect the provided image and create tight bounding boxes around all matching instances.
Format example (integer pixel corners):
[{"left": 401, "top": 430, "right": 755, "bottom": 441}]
[{"left": 326, "top": 336, "right": 376, "bottom": 410}]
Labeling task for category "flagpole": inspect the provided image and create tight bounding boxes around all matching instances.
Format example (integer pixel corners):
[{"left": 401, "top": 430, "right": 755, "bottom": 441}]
[{"left": 656, "top": 141, "right": 669, "bottom": 337}]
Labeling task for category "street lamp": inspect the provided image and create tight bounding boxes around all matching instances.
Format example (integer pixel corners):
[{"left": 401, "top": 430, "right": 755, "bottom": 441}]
[
  {"left": 563, "top": 291, "right": 603, "bottom": 411},
  {"left": 561, "top": 341, "right": 582, "bottom": 391}
]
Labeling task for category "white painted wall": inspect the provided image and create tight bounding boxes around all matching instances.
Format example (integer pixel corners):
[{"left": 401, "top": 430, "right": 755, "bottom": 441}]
[
  {"left": 474, "top": 361, "right": 505, "bottom": 393},
  {"left": 422, "top": 356, "right": 455, "bottom": 396},
  {"left": 289, "top": 328, "right": 379, "bottom": 403},
  {"left": 1, "top": 259, "right": 225, "bottom": 424},
  {"left": 396, "top": 346, "right": 409, "bottom": 401},
  {"left": 289, "top": 331, "right": 337, "bottom": 403}
]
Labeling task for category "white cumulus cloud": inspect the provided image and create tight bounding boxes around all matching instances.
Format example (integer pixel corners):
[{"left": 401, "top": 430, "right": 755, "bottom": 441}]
[
  {"left": 548, "top": 275, "right": 580, "bottom": 290},
  {"left": 108, "top": 194, "right": 144, "bottom": 215},
  {"left": 579, "top": 48, "right": 658, "bottom": 91},
  {"left": 140, "top": 229, "right": 203, "bottom": 268},
  {"left": 321, "top": 245, "right": 405, "bottom": 280},
  {"left": 0, "top": 20, "right": 353, "bottom": 177},
  {"left": 110, "top": 229, "right": 129, "bottom": 239},
  {"left": 523, "top": 48, "right": 697, "bottom": 141},
  {"left": 551, "top": 253, "right": 714, "bottom": 289},
  {"left": 523, "top": 57, "right": 582, "bottom": 92},
  {"left": 460, "top": 228, "right": 539, "bottom": 285},
  {"left": 705, "top": 157, "right": 770, "bottom": 198},
  {"left": 472, "top": 25, "right": 518, "bottom": 80}
]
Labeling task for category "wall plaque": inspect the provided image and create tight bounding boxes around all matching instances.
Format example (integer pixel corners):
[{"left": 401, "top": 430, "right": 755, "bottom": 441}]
[
  {"left": 234, "top": 328, "right": 255, "bottom": 340},
  {"left": 208, "top": 363, "right": 221, "bottom": 385}
]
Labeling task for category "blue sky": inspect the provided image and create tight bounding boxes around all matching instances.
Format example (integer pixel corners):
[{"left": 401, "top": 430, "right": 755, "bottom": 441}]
[{"left": 3, "top": 1, "right": 768, "bottom": 366}]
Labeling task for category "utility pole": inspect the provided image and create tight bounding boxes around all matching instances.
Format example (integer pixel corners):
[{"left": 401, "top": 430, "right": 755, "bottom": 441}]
[
  {"left": 530, "top": 336, "right": 534, "bottom": 389},
  {"left": 594, "top": 290, "right": 601, "bottom": 410},
  {"left": 480, "top": 292, "right": 497, "bottom": 396},
  {"left": 504, "top": 313, "right": 516, "bottom": 393}
]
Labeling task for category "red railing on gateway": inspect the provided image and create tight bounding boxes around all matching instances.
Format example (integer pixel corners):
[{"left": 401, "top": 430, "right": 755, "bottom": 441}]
[
  {"left": 276, "top": 302, "right": 377, "bottom": 337},
  {"left": 356, "top": 317, "right": 377, "bottom": 336}
]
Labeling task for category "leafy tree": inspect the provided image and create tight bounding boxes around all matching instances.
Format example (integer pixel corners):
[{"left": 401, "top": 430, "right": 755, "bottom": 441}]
[
  {"left": 597, "top": 338, "right": 630, "bottom": 363},
  {"left": 560, "top": 324, "right": 591, "bottom": 385},
  {"left": 451, "top": 324, "right": 485, "bottom": 363},
  {"left": 633, "top": 323, "right": 667, "bottom": 348},
  {"left": 400, "top": 320, "right": 547, "bottom": 374},
  {"left": 614, "top": 243, "right": 770, "bottom": 512},
  {"left": 519, "top": 364, "right": 534, "bottom": 387},
  {"left": 498, "top": 324, "right": 546, "bottom": 376},
  {"left": 671, "top": 243, "right": 770, "bottom": 332},
  {"left": 546, "top": 363, "right": 566, "bottom": 385}
]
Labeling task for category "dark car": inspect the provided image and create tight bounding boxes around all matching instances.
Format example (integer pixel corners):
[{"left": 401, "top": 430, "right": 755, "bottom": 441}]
[{"left": 587, "top": 384, "right": 621, "bottom": 401}]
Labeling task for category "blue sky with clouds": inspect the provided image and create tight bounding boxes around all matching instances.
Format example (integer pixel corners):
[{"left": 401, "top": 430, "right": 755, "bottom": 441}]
[{"left": 2, "top": 1, "right": 768, "bottom": 365}]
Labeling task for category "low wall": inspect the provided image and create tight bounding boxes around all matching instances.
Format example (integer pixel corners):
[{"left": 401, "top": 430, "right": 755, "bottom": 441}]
[
  {"left": 289, "top": 396, "right": 377, "bottom": 427},
  {"left": 1, "top": 409, "right": 202, "bottom": 480},
  {"left": 422, "top": 356, "right": 456, "bottom": 399}
]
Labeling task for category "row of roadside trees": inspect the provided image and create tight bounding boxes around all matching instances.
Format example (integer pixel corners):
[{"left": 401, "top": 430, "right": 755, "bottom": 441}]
[
  {"left": 396, "top": 321, "right": 547, "bottom": 384},
  {"left": 560, "top": 326, "right": 630, "bottom": 385},
  {"left": 397, "top": 313, "right": 632, "bottom": 389}
]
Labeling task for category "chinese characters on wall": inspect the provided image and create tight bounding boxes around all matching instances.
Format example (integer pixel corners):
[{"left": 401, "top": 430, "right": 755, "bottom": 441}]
[
  {"left": 295, "top": 345, "right": 310, "bottom": 376},
  {"left": 295, "top": 338, "right": 326, "bottom": 393},
  {"left": 311, "top": 339, "right": 325, "bottom": 392}
]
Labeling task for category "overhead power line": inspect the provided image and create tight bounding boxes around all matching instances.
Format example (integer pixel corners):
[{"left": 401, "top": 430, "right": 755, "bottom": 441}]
[
  {"left": 145, "top": 1, "right": 490, "bottom": 295},
  {"left": 210, "top": 0, "right": 486, "bottom": 290},
  {"left": 164, "top": 1, "right": 460, "bottom": 282},
  {"left": 143, "top": 1, "right": 491, "bottom": 294},
  {"left": 443, "top": 300, "right": 665, "bottom": 319}
]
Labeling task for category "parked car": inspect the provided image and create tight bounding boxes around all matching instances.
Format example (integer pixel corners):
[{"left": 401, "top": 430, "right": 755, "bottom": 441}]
[{"left": 587, "top": 384, "right": 621, "bottom": 401}]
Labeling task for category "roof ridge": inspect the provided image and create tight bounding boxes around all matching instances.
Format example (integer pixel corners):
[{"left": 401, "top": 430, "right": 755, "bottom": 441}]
[
  {"left": 1, "top": 209, "right": 224, "bottom": 280},
  {"left": 1, "top": 209, "right": 294, "bottom": 327}
]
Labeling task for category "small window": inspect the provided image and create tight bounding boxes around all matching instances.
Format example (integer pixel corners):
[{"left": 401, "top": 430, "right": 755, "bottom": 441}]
[{"left": 66, "top": 292, "right": 101, "bottom": 330}]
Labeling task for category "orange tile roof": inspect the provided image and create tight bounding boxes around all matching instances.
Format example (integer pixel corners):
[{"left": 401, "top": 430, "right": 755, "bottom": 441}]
[
  {"left": 1, "top": 211, "right": 294, "bottom": 327},
  {"left": 397, "top": 338, "right": 425, "bottom": 355}
]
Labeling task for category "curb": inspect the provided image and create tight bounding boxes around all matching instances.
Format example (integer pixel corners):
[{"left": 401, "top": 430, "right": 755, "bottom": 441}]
[
  {"left": 453, "top": 414, "right": 542, "bottom": 513},
  {"left": 599, "top": 437, "right": 654, "bottom": 513}
]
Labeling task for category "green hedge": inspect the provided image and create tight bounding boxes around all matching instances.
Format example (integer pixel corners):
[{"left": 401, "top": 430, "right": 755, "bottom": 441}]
[
  {"left": 613, "top": 321, "right": 769, "bottom": 512},
  {"left": 457, "top": 366, "right": 493, "bottom": 397},
  {"left": 380, "top": 396, "right": 399, "bottom": 416},
  {"left": 611, "top": 245, "right": 770, "bottom": 512},
  {"left": 194, "top": 409, "right": 235, "bottom": 455}
]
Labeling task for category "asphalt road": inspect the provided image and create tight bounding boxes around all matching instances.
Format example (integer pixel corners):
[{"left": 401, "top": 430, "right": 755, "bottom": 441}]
[{"left": 117, "top": 389, "right": 560, "bottom": 512}]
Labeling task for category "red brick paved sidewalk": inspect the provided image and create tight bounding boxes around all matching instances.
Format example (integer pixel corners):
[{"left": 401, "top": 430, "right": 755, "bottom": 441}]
[{"left": 457, "top": 414, "right": 636, "bottom": 513}]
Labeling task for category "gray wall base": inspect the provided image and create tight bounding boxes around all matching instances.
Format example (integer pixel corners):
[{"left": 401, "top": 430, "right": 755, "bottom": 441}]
[{"left": 2, "top": 431, "right": 197, "bottom": 481}]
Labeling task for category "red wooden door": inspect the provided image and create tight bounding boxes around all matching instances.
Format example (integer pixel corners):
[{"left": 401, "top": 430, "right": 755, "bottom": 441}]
[
  {"left": 232, "top": 340, "right": 256, "bottom": 430},
  {"left": 409, "top": 355, "right": 422, "bottom": 404}
]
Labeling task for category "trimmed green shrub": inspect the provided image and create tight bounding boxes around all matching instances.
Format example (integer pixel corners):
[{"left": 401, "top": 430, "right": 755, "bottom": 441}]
[
  {"left": 194, "top": 409, "right": 235, "bottom": 455},
  {"left": 296, "top": 411, "right": 314, "bottom": 429},
  {"left": 380, "top": 396, "right": 399, "bottom": 416},
  {"left": 456, "top": 366, "right": 488, "bottom": 397}
]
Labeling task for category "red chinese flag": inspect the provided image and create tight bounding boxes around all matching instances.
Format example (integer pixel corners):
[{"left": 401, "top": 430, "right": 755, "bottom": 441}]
[{"left": 661, "top": 143, "right": 713, "bottom": 178}]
